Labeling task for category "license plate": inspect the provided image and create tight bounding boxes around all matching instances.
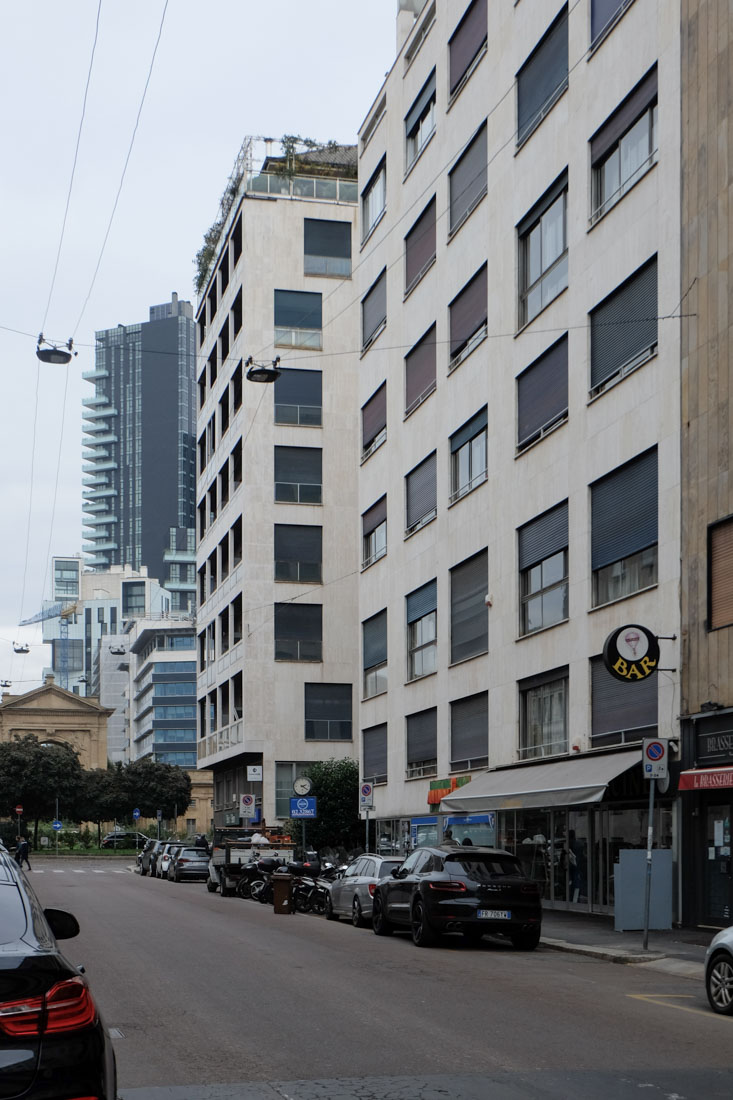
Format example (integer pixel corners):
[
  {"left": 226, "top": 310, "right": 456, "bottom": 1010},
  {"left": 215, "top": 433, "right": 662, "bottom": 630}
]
[{"left": 477, "top": 909, "right": 511, "bottom": 919}]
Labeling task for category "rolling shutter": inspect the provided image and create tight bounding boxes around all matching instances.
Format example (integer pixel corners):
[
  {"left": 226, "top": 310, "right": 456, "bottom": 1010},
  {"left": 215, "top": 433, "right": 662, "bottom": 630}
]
[
  {"left": 304, "top": 219, "right": 351, "bottom": 259},
  {"left": 363, "top": 724, "right": 388, "bottom": 783},
  {"left": 274, "top": 446, "right": 322, "bottom": 485},
  {"left": 449, "top": 0, "right": 488, "bottom": 94},
  {"left": 406, "top": 708, "right": 437, "bottom": 765},
  {"left": 517, "top": 6, "right": 568, "bottom": 143},
  {"left": 590, "top": 66, "right": 658, "bottom": 165},
  {"left": 362, "top": 269, "right": 387, "bottom": 347},
  {"left": 591, "top": 449, "right": 657, "bottom": 570},
  {"left": 405, "top": 326, "right": 436, "bottom": 413},
  {"left": 449, "top": 124, "right": 487, "bottom": 232},
  {"left": 518, "top": 501, "right": 568, "bottom": 572},
  {"left": 405, "top": 69, "right": 436, "bottom": 134},
  {"left": 591, "top": 257, "right": 657, "bottom": 390},
  {"left": 450, "top": 408, "right": 487, "bottom": 453},
  {"left": 591, "top": 656, "right": 657, "bottom": 738},
  {"left": 362, "top": 383, "right": 386, "bottom": 450},
  {"left": 517, "top": 335, "right": 568, "bottom": 447},
  {"left": 405, "top": 452, "right": 437, "bottom": 529},
  {"left": 449, "top": 265, "right": 487, "bottom": 356},
  {"left": 710, "top": 519, "right": 733, "bottom": 629},
  {"left": 363, "top": 609, "right": 387, "bottom": 670},
  {"left": 274, "top": 289, "right": 322, "bottom": 330},
  {"left": 406, "top": 579, "right": 437, "bottom": 624},
  {"left": 274, "top": 603, "right": 322, "bottom": 640},
  {"left": 450, "top": 692, "right": 488, "bottom": 766},
  {"left": 450, "top": 549, "right": 488, "bottom": 663},
  {"left": 274, "top": 368, "right": 322, "bottom": 407},
  {"left": 362, "top": 496, "right": 387, "bottom": 537},
  {"left": 405, "top": 198, "right": 436, "bottom": 291}
]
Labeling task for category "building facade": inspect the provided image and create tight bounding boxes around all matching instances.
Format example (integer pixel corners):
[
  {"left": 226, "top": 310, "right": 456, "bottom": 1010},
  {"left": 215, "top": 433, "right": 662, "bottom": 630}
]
[
  {"left": 0, "top": 675, "right": 112, "bottom": 771},
  {"left": 355, "top": 0, "right": 683, "bottom": 916},
  {"left": 195, "top": 142, "right": 360, "bottom": 827},
  {"left": 83, "top": 292, "right": 196, "bottom": 611}
]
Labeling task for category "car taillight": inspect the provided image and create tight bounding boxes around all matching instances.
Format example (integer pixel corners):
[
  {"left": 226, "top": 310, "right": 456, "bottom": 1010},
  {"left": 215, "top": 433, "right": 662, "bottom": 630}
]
[
  {"left": 0, "top": 977, "right": 97, "bottom": 1037},
  {"left": 178, "top": 859, "right": 188, "bottom": 865},
  {"left": 428, "top": 881, "right": 467, "bottom": 893},
  {"left": 521, "top": 884, "right": 540, "bottom": 895},
  {"left": 368, "top": 883, "right": 376, "bottom": 896}
]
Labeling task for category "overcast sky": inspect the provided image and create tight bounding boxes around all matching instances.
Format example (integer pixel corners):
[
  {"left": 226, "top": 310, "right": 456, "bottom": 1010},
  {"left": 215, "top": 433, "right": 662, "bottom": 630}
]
[{"left": 0, "top": 0, "right": 396, "bottom": 693}]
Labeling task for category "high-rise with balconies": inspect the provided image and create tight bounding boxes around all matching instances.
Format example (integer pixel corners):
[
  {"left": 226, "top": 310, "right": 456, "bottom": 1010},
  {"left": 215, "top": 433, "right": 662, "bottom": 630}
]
[{"left": 82, "top": 292, "right": 196, "bottom": 611}]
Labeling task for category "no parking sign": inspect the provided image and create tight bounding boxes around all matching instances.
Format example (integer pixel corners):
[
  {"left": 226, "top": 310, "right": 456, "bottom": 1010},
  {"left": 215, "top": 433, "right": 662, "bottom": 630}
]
[{"left": 643, "top": 738, "right": 668, "bottom": 780}]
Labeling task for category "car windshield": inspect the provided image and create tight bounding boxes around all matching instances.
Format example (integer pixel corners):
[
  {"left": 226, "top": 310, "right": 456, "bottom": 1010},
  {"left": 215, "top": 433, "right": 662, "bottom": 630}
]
[
  {"left": 444, "top": 854, "right": 524, "bottom": 879},
  {"left": 378, "top": 861, "right": 401, "bottom": 878}
]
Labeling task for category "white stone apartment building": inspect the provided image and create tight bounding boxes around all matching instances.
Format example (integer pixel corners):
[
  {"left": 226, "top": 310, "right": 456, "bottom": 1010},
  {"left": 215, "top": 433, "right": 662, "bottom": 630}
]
[
  {"left": 195, "top": 144, "right": 360, "bottom": 827},
  {"left": 356, "top": 0, "right": 682, "bottom": 914}
]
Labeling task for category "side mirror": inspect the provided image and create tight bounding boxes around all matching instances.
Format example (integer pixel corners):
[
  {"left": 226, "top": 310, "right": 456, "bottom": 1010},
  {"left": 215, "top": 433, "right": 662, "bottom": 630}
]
[{"left": 44, "top": 908, "right": 80, "bottom": 941}]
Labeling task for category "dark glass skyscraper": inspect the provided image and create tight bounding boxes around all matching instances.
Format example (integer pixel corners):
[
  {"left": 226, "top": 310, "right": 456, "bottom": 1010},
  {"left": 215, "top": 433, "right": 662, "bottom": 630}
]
[{"left": 82, "top": 293, "right": 196, "bottom": 610}]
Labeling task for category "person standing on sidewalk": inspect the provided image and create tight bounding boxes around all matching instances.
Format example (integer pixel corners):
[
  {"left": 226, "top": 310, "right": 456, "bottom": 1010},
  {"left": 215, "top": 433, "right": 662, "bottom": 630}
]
[{"left": 15, "top": 835, "right": 31, "bottom": 871}]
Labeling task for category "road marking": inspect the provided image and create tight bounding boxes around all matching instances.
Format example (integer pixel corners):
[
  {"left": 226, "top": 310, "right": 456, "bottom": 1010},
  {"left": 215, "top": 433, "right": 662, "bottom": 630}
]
[
  {"left": 627, "top": 993, "right": 715, "bottom": 1019},
  {"left": 92, "top": 870, "right": 106, "bottom": 873},
  {"left": 52, "top": 870, "right": 65, "bottom": 873},
  {"left": 72, "top": 869, "right": 86, "bottom": 874}
]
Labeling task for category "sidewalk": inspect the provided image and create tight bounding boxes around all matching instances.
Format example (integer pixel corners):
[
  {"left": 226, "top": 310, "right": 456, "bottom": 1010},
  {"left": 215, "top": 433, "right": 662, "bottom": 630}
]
[{"left": 540, "top": 908, "right": 715, "bottom": 980}]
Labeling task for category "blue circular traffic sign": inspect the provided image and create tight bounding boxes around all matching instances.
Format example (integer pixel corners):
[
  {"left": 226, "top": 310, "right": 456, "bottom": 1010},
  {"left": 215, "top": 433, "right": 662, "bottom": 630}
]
[
  {"left": 132, "top": 808, "right": 140, "bottom": 819},
  {"left": 52, "top": 820, "right": 62, "bottom": 831},
  {"left": 646, "top": 741, "right": 664, "bottom": 761}
]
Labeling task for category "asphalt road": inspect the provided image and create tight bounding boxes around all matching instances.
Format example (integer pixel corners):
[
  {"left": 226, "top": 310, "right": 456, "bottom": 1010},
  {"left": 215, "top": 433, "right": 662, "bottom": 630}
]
[{"left": 28, "top": 858, "right": 733, "bottom": 1100}]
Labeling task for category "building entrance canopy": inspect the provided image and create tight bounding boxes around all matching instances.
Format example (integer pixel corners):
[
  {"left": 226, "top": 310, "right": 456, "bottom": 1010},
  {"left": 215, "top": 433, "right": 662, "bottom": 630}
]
[
  {"left": 440, "top": 750, "right": 639, "bottom": 812},
  {"left": 678, "top": 767, "right": 733, "bottom": 791}
]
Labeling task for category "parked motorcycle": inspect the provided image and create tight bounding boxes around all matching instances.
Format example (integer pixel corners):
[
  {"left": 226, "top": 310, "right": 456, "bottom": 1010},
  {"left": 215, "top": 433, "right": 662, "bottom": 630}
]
[
  {"left": 250, "top": 856, "right": 285, "bottom": 904},
  {"left": 235, "top": 859, "right": 266, "bottom": 900}
]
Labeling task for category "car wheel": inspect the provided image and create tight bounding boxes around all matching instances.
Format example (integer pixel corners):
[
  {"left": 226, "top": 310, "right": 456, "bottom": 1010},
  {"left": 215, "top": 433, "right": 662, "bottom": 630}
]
[
  {"left": 510, "top": 926, "right": 541, "bottom": 951},
  {"left": 206, "top": 876, "right": 218, "bottom": 893},
  {"left": 325, "top": 894, "right": 339, "bottom": 921},
  {"left": 462, "top": 926, "right": 484, "bottom": 945},
  {"left": 311, "top": 892, "right": 327, "bottom": 917},
  {"left": 352, "top": 896, "right": 366, "bottom": 928},
  {"left": 372, "top": 894, "right": 393, "bottom": 936},
  {"left": 706, "top": 952, "right": 733, "bottom": 1015},
  {"left": 140, "top": 865, "right": 147, "bottom": 877},
  {"left": 221, "top": 880, "right": 235, "bottom": 897},
  {"left": 411, "top": 899, "right": 437, "bottom": 947}
]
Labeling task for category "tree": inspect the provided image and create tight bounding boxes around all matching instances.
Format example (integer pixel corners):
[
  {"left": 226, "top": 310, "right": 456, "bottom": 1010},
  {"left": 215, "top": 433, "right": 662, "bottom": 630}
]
[
  {"left": 124, "top": 758, "right": 191, "bottom": 820},
  {"left": 0, "top": 733, "right": 85, "bottom": 847},
  {"left": 296, "top": 758, "right": 361, "bottom": 853}
]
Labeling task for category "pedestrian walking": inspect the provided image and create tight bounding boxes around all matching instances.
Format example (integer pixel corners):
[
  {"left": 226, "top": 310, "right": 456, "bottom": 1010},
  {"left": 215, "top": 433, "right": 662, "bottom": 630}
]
[{"left": 15, "top": 835, "right": 31, "bottom": 871}]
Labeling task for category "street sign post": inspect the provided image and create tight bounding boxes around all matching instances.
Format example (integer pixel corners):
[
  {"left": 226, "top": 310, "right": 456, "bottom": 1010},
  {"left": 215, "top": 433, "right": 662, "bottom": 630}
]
[
  {"left": 641, "top": 738, "right": 668, "bottom": 950},
  {"left": 360, "top": 782, "right": 373, "bottom": 851},
  {"left": 132, "top": 808, "right": 140, "bottom": 820}
]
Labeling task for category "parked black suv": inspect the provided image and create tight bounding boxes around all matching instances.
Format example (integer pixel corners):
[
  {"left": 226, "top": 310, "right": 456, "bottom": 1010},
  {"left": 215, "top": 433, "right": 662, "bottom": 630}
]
[
  {"left": 0, "top": 851, "right": 117, "bottom": 1098},
  {"left": 372, "top": 844, "right": 542, "bottom": 948}
]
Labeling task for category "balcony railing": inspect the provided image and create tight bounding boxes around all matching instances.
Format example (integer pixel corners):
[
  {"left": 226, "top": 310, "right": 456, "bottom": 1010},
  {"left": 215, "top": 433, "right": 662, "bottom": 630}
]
[
  {"left": 198, "top": 719, "right": 244, "bottom": 761},
  {"left": 246, "top": 171, "right": 357, "bottom": 204}
]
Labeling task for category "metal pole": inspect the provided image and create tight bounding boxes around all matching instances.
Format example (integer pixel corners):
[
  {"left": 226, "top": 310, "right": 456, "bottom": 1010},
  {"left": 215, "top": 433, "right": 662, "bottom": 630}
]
[
  {"left": 302, "top": 820, "right": 306, "bottom": 860},
  {"left": 642, "top": 777, "right": 656, "bottom": 951},
  {"left": 55, "top": 797, "right": 59, "bottom": 859},
  {"left": 365, "top": 809, "right": 369, "bottom": 853}
]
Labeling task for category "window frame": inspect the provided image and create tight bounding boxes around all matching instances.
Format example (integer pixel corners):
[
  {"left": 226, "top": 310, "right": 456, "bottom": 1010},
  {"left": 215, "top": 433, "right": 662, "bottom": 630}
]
[
  {"left": 448, "top": 122, "right": 487, "bottom": 238},
  {"left": 404, "top": 324, "right": 437, "bottom": 417},
  {"left": 273, "top": 289, "right": 323, "bottom": 350},
  {"left": 404, "top": 198, "right": 436, "bottom": 296},
  {"left": 274, "top": 523, "right": 323, "bottom": 585},
  {"left": 362, "top": 496, "right": 387, "bottom": 570},
  {"left": 448, "top": 0, "right": 488, "bottom": 102},
  {"left": 518, "top": 174, "right": 568, "bottom": 328},
  {"left": 591, "top": 448, "right": 658, "bottom": 608},
  {"left": 708, "top": 516, "right": 733, "bottom": 631},
  {"left": 406, "top": 580, "right": 437, "bottom": 683},
  {"left": 516, "top": 5, "right": 569, "bottom": 147},
  {"left": 361, "top": 382, "right": 387, "bottom": 461},
  {"left": 589, "top": 256, "right": 658, "bottom": 398},
  {"left": 274, "top": 445, "right": 322, "bottom": 506},
  {"left": 405, "top": 451, "right": 437, "bottom": 535},
  {"left": 362, "top": 268, "right": 387, "bottom": 352},
  {"left": 304, "top": 682, "right": 352, "bottom": 742},
  {"left": 519, "top": 668, "right": 569, "bottom": 761},
  {"left": 361, "top": 158, "right": 386, "bottom": 244},
  {"left": 303, "top": 218, "right": 352, "bottom": 278},
  {"left": 274, "top": 367, "right": 322, "bottom": 427},
  {"left": 405, "top": 707, "right": 438, "bottom": 779},
  {"left": 516, "top": 334, "right": 568, "bottom": 452},
  {"left": 273, "top": 603, "right": 323, "bottom": 663},
  {"left": 405, "top": 69, "right": 436, "bottom": 173},
  {"left": 363, "top": 609, "right": 388, "bottom": 700},
  {"left": 518, "top": 500, "right": 569, "bottom": 638},
  {"left": 448, "top": 263, "right": 488, "bottom": 372},
  {"left": 450, "top": 408, "right": 487, "bottom": 504}
]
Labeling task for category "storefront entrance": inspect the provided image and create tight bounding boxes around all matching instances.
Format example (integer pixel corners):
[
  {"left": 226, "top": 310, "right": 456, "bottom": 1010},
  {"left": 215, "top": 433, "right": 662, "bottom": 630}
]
[{"left": 704, "top": 803, "right": 733, "bottom": 925}]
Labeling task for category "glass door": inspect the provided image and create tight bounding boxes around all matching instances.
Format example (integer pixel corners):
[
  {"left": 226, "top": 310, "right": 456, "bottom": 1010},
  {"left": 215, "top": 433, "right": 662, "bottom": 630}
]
[{"left": 704, "top": 804, "right": 732, "bottom": 926}]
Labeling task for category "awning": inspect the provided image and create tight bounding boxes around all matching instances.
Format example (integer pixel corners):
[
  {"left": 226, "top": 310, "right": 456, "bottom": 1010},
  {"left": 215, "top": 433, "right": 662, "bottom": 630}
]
[
  {"left": 678, "top": 767, "right": 733, "bottom": 791},
  {"left": 440, "top": 749, "right": 640, "bottom": 813}
]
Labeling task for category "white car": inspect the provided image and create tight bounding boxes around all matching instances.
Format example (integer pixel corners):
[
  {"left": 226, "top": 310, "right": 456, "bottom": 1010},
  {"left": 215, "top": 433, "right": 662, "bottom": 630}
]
[{"left": 705, "top": 926, "right": 733, "bottom": 1014}]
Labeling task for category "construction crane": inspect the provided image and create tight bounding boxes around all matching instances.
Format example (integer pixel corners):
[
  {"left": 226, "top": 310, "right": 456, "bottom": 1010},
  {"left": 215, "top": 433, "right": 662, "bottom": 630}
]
[{"left": 19, "top": 601, "right": 79, "bottom": 690}]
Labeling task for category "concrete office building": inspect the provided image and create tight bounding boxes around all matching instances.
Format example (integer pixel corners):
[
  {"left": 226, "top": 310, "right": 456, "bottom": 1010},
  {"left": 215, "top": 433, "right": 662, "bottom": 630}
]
[
  {"left": 195, "top": 141, "right": 360, "bottom": 826},
  {"left": 356, "top": 0, "right": 683, "bottom": 915},
  {"left": 83, "top": 292, "right": 196, "bottom": 611}
]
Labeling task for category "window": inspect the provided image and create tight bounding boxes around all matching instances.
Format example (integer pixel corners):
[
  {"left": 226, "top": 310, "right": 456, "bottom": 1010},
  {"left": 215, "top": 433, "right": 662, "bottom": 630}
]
[
  {"left": 449, "top": 0, "right": 487, "bottom": 99},
  {"left": 304, "top": 218, "right": 351, "bottom": 277},
  {"left": 362, "top": 496, "right": 387, "bottom": 569},
  {"left": 517, "top": 5, "right": 568, "bottom": 145},
  {"left": 591, "top": 448, "right": 657, "bottom": 606},
  {"left": 362, "top": 158, "right": 386, "bottom": 241},
  {"left": 448, "top": 123, "right": 487, "bottom": 235},
  {"left": 363, "top": 723, "right": 388, "bottom": 785},
  {"left": 405, "top": 452, "right": 437, "bottom": 534},
  {"left": 591, "top": 655, "right": 656, "bottom": 746},
  {"left": 405, "top": 325, "right": 436, "bottom": 416},
  {"left": 450, "top": 408, "right": 487, "bottom": 503},
  {"left": 405, "top": 69, "right": 436, "bottom": 170},
  {"left": 362, "top": 269, "right": 387, "bottom": 351},
  {"left": 406, "top": 708, "right": 437, "bottom": 778},
  {"left": 406, "top": 579, "right": 437, "bottom": 681},
  {"left": 274, "top": 603, "right": 322, "bottom": 662},
  {"left": 361, "top": 382, "right": 386, "bottom": 460},
  {"left": 274, "top": 290, "right": 322, "bottom": 350},
  {"left": 590, "top": 257, "right": 657, "bottom": 396},
  {"left": 519, "top": 669, "right": 568, "bottom": 759},
  {"left": 591, "top": 67, "right": 657, "bottom": 222},
  {"left": 363, "top": 609, "right": 387, "bottom": 698},
  {"left": 274, "top": 368, "right": 322, "bottom": 426},
  {"left": 122, "top": 581, "right": 145, "bottom": 616},
  {"left": 274, "top": 446, "right": 322, "bottom": 504},
  {"left": 518, "top": 501, "right": 568, "bottom": 636},
  {"left": 304, "top": 683, "right": 352, "bottom": 741},
  {"left": 449, "top": 264, "right": 487, "bottom": 370},
  {"left": 153, "top": 705, "right": 197, "bottom": 720},
  {"left": 450, "top": 692, "right": 488, "bottom": 771},
  {"left": 591, "top": 0, "right": 635, "bottom": 46},
  {"left": 709, "top": 518, "right": 733, "bottom": 630},
  {"left": 518, "top": 173, "right": 568, "bottom": 327},
  {"left": 450, "top": 549, "right": 488, "bottom": 663},
  {"left": 274, "top": 524, "right": 322, "bottom": 583},
  {"left": 275, "top": 761, "right": 311, "bottom": 817},
  {"left": 405, "top": 198, "right": 436, "bottom": 295},
  {"left": 517, "top": 335, "right": 568, "bottom": 451},
  {"left": 154, "top": 681, "right": 196, "bottom": 697}
]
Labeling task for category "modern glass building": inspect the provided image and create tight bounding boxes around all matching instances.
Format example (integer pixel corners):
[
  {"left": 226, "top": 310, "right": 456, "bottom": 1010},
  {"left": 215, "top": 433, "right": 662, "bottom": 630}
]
[{"left": 83, "top": 292, "right": 196, "bottom": 611}]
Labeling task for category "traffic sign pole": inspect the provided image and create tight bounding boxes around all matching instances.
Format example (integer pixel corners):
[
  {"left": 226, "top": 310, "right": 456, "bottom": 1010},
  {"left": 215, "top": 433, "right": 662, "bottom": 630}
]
[{"left": 642, "top": 777, "right": 655, "bottom": 951}]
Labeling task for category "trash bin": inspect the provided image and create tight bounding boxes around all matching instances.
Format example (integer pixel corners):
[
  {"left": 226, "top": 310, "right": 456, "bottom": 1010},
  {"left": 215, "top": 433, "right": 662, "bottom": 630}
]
[{"left": 272, "top": 873, "right": 293, "bottom": 914}]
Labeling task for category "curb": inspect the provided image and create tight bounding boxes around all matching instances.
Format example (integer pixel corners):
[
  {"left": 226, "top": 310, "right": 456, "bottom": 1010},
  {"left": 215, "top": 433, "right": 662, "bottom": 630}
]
[{"left": 541, "top": 936, "right": 705, "bottom": 980}]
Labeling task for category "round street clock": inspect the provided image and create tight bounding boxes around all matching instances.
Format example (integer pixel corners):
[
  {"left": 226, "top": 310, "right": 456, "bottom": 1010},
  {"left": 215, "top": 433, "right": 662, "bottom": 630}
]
[{"left": 293, "top": 776, "right": 312, "bottom": 796}]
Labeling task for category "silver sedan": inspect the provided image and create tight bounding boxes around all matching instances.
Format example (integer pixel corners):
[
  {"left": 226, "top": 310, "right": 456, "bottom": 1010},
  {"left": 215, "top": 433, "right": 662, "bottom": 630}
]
[
  {"left": 325, "top": 854, "right": 402, "bottom": 927},
  {"left": 705, "top": 925, "right": 733, "bottom": 1015}
]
